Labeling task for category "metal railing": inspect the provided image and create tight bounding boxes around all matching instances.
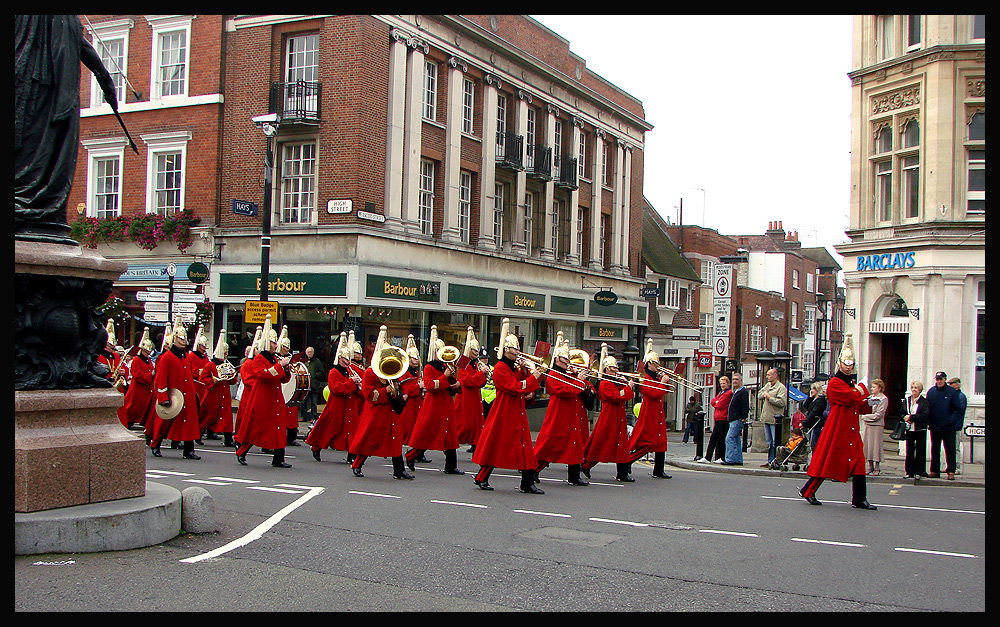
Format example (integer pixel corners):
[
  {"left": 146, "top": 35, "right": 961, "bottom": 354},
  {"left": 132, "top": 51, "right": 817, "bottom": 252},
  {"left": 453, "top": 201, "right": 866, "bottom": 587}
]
[
  {"left": 554, "top": 155, "right": 578, "bottom": 189},
  {"left": 495, "top": 131, "right": 524, "bottom": 170},
  {"left": 527, "top": 143, "right": 552, "bottom": 180},
  {"left": 268, "top": 80, "right": 322, "bottom": 124}
]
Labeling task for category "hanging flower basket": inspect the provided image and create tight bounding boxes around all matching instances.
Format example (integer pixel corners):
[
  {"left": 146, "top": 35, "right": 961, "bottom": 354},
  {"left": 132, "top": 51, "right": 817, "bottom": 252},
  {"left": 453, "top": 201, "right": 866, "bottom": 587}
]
[{"left": 70, "top": 210, "right": 200, "bottom": 253}]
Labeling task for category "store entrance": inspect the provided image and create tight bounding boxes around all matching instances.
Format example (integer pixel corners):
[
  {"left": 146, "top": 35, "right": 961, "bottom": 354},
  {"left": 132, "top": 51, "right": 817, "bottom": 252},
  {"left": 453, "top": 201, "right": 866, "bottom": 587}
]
[{"left": 877, "top": 333, "right": 909, "bottom": 428}]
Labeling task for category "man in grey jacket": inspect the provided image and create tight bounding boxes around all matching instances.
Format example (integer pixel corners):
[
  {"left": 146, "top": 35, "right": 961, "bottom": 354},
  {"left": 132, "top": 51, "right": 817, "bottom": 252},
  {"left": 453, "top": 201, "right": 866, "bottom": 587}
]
[{"left": 757, "top": 368, "right": 786, "bottom": 465}]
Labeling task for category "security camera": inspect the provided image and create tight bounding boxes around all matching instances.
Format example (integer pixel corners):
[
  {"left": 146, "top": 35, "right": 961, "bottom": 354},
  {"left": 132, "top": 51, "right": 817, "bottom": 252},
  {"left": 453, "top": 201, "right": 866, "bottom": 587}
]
[{"left": 252, "top": 113, "right": 281, "bottom": 137}]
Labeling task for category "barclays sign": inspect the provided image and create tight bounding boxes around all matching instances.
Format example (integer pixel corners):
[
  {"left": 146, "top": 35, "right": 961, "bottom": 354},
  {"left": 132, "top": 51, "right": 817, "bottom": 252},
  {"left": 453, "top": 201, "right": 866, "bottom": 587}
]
[{"left": 856, "top": 251, "right": 915, "bottom": 272}]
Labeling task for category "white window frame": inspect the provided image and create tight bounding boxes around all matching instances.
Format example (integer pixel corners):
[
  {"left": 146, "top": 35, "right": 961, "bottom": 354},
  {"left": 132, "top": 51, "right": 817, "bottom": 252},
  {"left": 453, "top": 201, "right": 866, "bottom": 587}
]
[
  {"left": 700, "top": 313, "right": 713, "bottom": 348},
  {"left": 875, "top": 159, "right": 893, "bottom": 222},
  {"left": 496, "top": 93, "right": 507, "bottom": 158},
  {"left": 493, "top": 182, "right": 505, "bottom": 248},
  {"left": 792, "top": 269, "right": 800, "bottom": 289},
  {"left": 875, "top": 15, "right": 894, "bottom": 62},
  {"left": 462, "top": 77, "right": 475, "bottom": 135},
  {"left": 791, "top": 342, "right": 802, "bottom": 370},
  {"left": 284, "top": 33, "right": 319, "bottom": 116},
  {"left": 423, "top": 60, "right": 437, "bottom": 122},
  {"left": 803, "top": 350, "right": 815, "bottom": 378},
  {"left": 791, "top": 302, "right": 799, "bottom": 330},
  {"left": 279, "top": 141, "right": 317, "bottom": 225},
  {"left": 700, "top": 259, "right": 715, "bottom": 287},
  {"left": 905, "top": 15, "right": 922, "bottom": 51},
  {"left": 970, "top": 15, "right": 985, "bottom": 42},
  {"left": 550, "top": 199, "right": 561, "bottom": 257},
  {"left": 578, "top": 132, "right": 586, "bottom": 179},
  {"left": 459, "top": 171, "right": 472, "bottom": 244},
  {"left": 88, "top": 19, "right": 133, "bottom": 108},
  {"left": 526, "top": 107, "right": 536, "bottom": 170},
  {"left": 142, "top": 131, "right": 190, "bottom": 215},
  {"left": 576, "top": 208, "right": 584, "bottom": 263},
  {"left": 83, "top": 137, "right": 127, "bottom": 219},
  {"left": 148, "top": 15, "right": 193, "bottom": 101},
  {"left": 553, "top": 120, "right": 563, "bottom": 178},
  {"left": 419, "top": 159, "right": 435, "bottom": 236},
  {"left": 749, "top": 324, "right": 763, "bottom": 352},
  {"left": 804, "top": 307, "right": 816, "bottom": 335},
  {"left": 602, "top": 141, "right": 609, "bottom": 186},
  {"left": 966, "top": 112, "right": 985, "bottom": 215},
  {"left": 523, "top": 192, "right": 533, "bottom": 252},
  {"left": 806, "top": 272, "right": 814, "bottom": 293}
]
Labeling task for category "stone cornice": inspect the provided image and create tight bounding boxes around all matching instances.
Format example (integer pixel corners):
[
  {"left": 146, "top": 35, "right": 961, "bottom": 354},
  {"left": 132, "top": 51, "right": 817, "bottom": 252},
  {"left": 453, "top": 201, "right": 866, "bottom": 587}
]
[{"left": 848, "top": 43, "right": 986, "bottom": 82}]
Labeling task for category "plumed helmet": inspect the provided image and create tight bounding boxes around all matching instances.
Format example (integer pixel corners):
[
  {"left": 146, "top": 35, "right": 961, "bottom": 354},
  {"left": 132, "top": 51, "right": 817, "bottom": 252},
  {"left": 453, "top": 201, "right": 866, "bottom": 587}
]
[
  {"left": 213, "top": 329, "right": 228, "bottom": 361},
  {"left": 838, "top": 332, "right": 855, "bottom": 367},
  {"left": 138, "top": 327, "right": 154, "bottom": 352},
  {"left": 171, "top": 315, "right": 188, "bottom": 344},
  {"left": 104, "top": 319, "right": 117, "bottom": 347},
  {"left": 249, "top": 326, "right": 262, "bottom": 358},
  {"left": 495, "top": 317, "right": 519, "bottom": 358},
  {"left": 194, "top": 325, "right": 209, "bottom": 351},
  {"left": 405, "top": 334, "right": 420, "bottom": 362},
  {"left": 643, "top": 338, "right": 660, "bottom": 365},
  {"left": 347, "top": 330, "right": 359, "bottom": 361},
  {"left": 257, "top": 315, "right": 276, "bottom": 353},
  {"left": 427, "top": 325, "right": 440, "bottom": 362},
  {"left": 551, "top": 330, "right": 569, "bottom": 366},
  {"left": 599, "top": 342, "right": 617, "bottom": 373},
  {"left": 335, "top": 331, "right": 351, "bottom": 362},
  {"left": 463, "top": 326, "right": 480, "bottom": 358},
  {"left": 277, "top": 325, "right": 290, "bottom": 353}
]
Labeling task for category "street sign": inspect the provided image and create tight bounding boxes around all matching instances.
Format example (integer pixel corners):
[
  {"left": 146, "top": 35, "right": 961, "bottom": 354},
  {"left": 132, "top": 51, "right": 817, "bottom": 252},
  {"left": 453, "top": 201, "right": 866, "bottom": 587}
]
[
  {"left": 135, "top": 291, "right": 168, "bottom": 302},
  {"left": 147, "top": 286, "right": 196, "bottom": 292},
  {"left": 136, "top": 291, "right": 205, "bottom": 303},
  {"left": 233, "top": 199, "right": 258, "bottom": 217},
  {"left": 143, "top": 301, "right": 198, "bottom": 313},
  {"left": 166, "top": 263, "right": 176, "bottom": 277},
  {"left": 172, "top": 292, "right": 207, "bottom": 303},
  {"left": 187, "top": 262, "right": 209, "bottom": 284},
  {"left": 713, "top": 337, "right": 729, "bottom": 358},
  {"left": 697, "top": 353, "right": 713, "bottom": 367},
  {"left": 326, "top": 199, "right": 352, "bottom": 214},
  {"left": 245, "top": 300, "right": 279, "bottom": 324},
  {"left": 143, "top": 311, "right": 196, "bottom": 324},
  {"left": 639, "top": 287, "right": 660, "bottom": 298},
  {"left": 713, "top": 298, "right": 731, "bottom": 337},
  {"left": 714, "top": 263, "right": 733, "bottom": 298},
  {"left": 964, "top": 424, "right": 985, "bottom": 438},
  {"left": 593, "top": 290, "right": 618, "bottom": 306}
]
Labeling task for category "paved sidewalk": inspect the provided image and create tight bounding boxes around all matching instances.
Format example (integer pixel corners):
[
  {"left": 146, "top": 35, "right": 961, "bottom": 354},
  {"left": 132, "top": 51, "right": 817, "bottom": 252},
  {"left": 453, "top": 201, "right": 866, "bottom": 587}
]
[{"left": 660, "top": 432, "right": 984, "bottom": 488}]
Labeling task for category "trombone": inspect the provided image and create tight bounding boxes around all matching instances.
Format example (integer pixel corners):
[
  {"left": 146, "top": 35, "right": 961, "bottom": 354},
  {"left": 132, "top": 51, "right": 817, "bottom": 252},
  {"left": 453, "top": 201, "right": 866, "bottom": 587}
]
[
  {"left": 652, "top": 365, "right": 704, "bottom": 394},
  {"left": 511, "top": 350, "right": 588, "bottom": 392}
]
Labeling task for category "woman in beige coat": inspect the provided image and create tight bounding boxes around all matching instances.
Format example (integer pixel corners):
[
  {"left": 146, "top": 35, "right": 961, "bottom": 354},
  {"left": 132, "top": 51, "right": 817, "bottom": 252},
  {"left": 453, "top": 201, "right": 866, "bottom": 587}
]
[{"left": 862, "top": 378, "right": 888, "bottom": 475}]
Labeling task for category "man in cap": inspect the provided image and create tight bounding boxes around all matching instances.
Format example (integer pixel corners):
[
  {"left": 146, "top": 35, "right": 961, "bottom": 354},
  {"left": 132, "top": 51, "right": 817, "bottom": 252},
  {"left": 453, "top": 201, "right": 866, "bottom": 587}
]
[
  {"left": 150, "top": 317, "right": 202, "bottom": 459},
  {"left": 798, "top": 334, "right": 876, "bottom": 509},
  {"left": 926, "top": 371, "right": 963, "bottom": 480}
]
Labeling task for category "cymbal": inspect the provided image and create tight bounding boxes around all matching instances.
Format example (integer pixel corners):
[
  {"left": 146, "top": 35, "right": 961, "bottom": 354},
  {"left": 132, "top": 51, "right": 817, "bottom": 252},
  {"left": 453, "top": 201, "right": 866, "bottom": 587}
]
[{"left": 154, "top": 388, "right": 184, "bottom": 420}]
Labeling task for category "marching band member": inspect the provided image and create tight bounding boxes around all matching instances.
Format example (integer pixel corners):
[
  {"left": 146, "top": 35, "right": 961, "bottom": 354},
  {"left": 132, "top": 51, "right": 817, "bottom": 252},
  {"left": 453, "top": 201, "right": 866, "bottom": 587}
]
[
  {"left": 149, "top": 316, "right": 201, "bottom": 459},
  {"left": 627, "top": 340, "right": 674, "bottom": 479},
  {"left": 477, "top": 349, "right": 496, "bottom": 453},
  {"left": 533, "top": 335, "right": 593, "bottom": 486},
  {"left": 348, "top": 325, "right": 413, "bottom": 479},
  {"left": 97, "top": 319, "right": 126, "bottom": 393},
  {"left": 397, "top": 334, "right": 424, "bottom": 445},
  {"left": 455, "top": 327, "right": 488, "bottom": 451},
  {"left": 405, "top": 325, "right": 464, "bottom": 474},
  {"left": 799, "top": 333, "right": 877, "bottom": 510},
  {"left": 116, "top": 327, "right": 155, "bottom": 429},
  {"left": 306, "top": 332, "right": 361, "bottom": 462},
  {"left": 277, "top": 325, "right": 302, "bottom": 447},
  {"left": 346, "top": 330, "right": 365, "bottom": 462},
  {"left": 187, "top": 325, "right": 210, "bottom": 442},
  {"left": 235, "top": 315, "right": 293, "bottom": 468},
  {"left": 472, "top": 318, "right": 545, "bottom": 493},
  {"left": 198, "top": 330, "right": 235, "bottom": 447},
  {"left": 582, "top": 344, "right": 636, "bottom": 482},
  {"left": 145, "top": 326, "right": 172, "bottom": 446},
  {"left": 233, "top": 326, "right": 262, "bottom": 437}
]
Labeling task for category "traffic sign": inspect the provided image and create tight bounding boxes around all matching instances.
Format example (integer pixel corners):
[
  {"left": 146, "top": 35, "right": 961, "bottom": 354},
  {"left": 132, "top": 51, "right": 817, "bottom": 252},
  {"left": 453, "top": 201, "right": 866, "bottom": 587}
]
[
  {"left": 136, "top": 291, "right": 205, "bottom": 303},
  {"left": 713, "top": 298, "right": 731, "bottom": 337},
  {"left": 143, "top": 301, "right": 198, "bottom": 313},
  {"left": 639, "top": 287, "right": 660, "bottom": 298},
  {"left": 964, "top": 424, "right": 985, "bottom": 438},
  {"left": 172, "top": 292, "right": 207, "bottom": 303},
  {"left": 714, "top": 263, "right": 733, "bottom": 298},
  {"left": 245, "top": 300, "right": 279, "bottom": 324},
  {"left": 713, "top": 337, "right": 729, "bottom": 358},
  {"left": 143, "top": 311, "right": 196, "bottom": 324},
  {"left": 233, "top": 199, "right": 258, "bottom": 217}
]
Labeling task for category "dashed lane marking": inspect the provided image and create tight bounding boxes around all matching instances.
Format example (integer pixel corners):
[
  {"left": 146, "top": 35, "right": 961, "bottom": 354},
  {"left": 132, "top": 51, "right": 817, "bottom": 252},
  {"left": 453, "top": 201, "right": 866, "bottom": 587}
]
[
  {"left": 791, "top": 537, "right": 867, "bottom": 548},
  {"left": 513, "top": 509, "right": 572, "bottom": 518},
  {"left": 431, "top": 499, "right": 488, "bottom": 509},
  {"left": 895, "top": 547, "right": 978, "bottom": 559}
]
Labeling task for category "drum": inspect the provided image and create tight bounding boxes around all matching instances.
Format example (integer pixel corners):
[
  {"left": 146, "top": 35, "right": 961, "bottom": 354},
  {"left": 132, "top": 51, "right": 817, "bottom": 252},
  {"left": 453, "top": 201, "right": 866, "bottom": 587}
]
[{"left": 281, "top": 362, "right": 311, "bottom": 406}]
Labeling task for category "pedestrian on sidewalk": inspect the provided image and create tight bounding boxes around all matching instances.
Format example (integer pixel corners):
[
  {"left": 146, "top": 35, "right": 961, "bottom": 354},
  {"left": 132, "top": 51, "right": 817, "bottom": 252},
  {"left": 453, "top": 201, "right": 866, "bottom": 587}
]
[
  {"left": 901, "top": 380, "right": 929, "bottom": 478},
  {"left": 723, "top": 373, "right": 749, "bottom": 465},
  {"left": 685, "top": 393, "right": 705, "bottom": 461},
  {"left": 705, "top": 375, "right": 731, "bottom": 463},
  {"left": 862, "top": 378, "right": 888, "bottom": 475},
  {"left": 926, "top": 371, "right": 962, "bottom": 480},
  {"left": 757, "top": 368, "right": 787, "bottom": 466},
  {"left": 801, "top": 381, "right": 828, "bottom": 453}
]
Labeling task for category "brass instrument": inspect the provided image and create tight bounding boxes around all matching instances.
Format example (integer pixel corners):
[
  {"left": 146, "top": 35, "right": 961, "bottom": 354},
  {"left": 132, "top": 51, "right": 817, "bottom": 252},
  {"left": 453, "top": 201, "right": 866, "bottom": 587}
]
[
  {"left": 216, "top": 359, "right": 238, "bottom": 383},
  {"left": 653, "top": 365, "right": 704, "bottom": 394},
  {"left": 110, "top": 345, "right": 140, "bottom": 391},
  {"left": 512, "top": 350, "right": 587, "bottom": 391},
  {"left": 436, "top": 345, "right": 461, "bottom": 367},
  {"left": 374, "top": 344, "right": 409, "bottom": 396}
]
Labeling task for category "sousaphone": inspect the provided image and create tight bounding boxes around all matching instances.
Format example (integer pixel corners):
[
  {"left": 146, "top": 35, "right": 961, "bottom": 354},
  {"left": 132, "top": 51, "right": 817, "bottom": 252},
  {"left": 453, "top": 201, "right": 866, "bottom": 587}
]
[{"left": 154, "top": 388, "right": 185, "bottom": 420}]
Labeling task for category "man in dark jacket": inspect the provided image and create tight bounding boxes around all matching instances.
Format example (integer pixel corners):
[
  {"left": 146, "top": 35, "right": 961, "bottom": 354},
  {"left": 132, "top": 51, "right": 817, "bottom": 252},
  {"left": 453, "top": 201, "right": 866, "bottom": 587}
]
[
  {"left": 926, "top": 371, "right": 962, "bottom": 480},
  {"left": 723, "top": 373, "right": 750, "bottom": 465}
]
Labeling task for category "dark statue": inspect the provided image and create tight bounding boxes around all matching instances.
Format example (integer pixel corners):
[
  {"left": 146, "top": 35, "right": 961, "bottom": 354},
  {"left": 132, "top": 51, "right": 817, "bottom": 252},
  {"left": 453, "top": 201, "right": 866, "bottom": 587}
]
[{"left": 14, "top": 15, "right": 132, "bottom": 391}]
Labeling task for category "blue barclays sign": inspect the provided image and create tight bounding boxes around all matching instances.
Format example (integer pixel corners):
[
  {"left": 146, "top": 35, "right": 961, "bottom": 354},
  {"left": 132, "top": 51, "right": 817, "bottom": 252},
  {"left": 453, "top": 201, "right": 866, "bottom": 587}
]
[{"left": 856, "top": 251, "right": 915, "bottom": 272}]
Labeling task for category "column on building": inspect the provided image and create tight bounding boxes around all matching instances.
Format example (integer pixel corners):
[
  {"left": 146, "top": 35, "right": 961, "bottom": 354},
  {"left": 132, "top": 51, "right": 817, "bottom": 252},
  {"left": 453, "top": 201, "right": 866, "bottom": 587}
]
[
  {"left": 610, "top": 138, "right": 625, "bottom": 274},
  {"left": 588, "top": 126, "right": 606, "bottom": 270},
  {"left": 907, "top": 274, "right": 929, "bottom": 383},
  {"left": 401, "top": 33, "right": 428, "bottom": 233},
  {"left": 384, "top": 28, "right": 410, "bottom": 232},
  {"left": 568, "top": 116, "right": 583, "bottom": 266},
  {"left": 619, "top": 141, "right": 633, "bottom": 274},
  {"left": 540, "top": 103, "right": 558, "bottom": 261},
  {"left": 511, "top": 89, "right": 531, "bottom": 255},
  {"left": 477, "top": 73, "right": 501, "bottom": 250},
  {"left": 441, "top": 55, "right": 468, "bottom": 244}
]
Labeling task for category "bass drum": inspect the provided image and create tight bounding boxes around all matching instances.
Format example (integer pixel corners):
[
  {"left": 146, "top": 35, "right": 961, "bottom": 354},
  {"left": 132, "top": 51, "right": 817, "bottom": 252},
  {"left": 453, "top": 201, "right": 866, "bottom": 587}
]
[{"left": 281, "top": 362, "right": 311, "bottom": 407}]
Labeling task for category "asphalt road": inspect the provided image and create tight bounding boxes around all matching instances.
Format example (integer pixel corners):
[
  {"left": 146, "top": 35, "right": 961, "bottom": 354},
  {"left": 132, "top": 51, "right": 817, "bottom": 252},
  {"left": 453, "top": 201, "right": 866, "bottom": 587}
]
[{"left": 14, "top": 441, "right": 986, "bottom": 612}]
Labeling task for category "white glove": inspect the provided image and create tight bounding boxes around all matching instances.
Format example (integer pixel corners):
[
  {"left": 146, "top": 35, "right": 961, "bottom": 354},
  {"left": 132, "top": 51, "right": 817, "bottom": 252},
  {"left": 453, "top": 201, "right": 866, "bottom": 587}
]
[{"left": 857, "top": 376, "right": 869, "bottom": 390}]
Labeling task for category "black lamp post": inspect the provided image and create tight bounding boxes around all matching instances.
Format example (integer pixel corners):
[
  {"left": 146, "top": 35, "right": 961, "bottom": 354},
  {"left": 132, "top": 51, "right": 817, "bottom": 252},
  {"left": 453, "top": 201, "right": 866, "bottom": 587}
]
[{"left": 253, "top": 113, "right": 281, "bottom": 303}]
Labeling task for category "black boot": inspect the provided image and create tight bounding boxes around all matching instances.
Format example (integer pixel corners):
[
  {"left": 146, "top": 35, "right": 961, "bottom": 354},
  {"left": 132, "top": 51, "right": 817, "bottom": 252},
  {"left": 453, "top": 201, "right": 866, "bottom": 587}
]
[
  {"left": 272, "top": 448, "right": 292, "bottom": 468},
  {"left": 204, "top": 430, "right": 221, "bottom": 441},
  {"left": 312, "top": 447, "right": 322, "bottom": 462},
  {"left": 651, "top": 452, "right": 671, "bottom": 479},
  {"left": 851, "top": 474, "right": 877, "bottom": 510},
  {"left": 287, "top": 428, "right": 301, "bottom": 446},
  {"left": 392, "top": 456, "right": 414, "bottom": 480},
  {"left": 616, "top": 463, "right": 634, "bottom": 482},
  {"left": 224, "top": 434, "right": 235, "bottom": 447},
  {"left": 518, "top": 473, "right": 544, "bottom": 494},
  {"left": 568, "top": 464, "right": 589, "bottom": 486},
  {"left": 443, "top": 449, "right": 465, "bottom": 474},
  {"left": 182, "top": 441, "right": 201, "bottom": 460}
]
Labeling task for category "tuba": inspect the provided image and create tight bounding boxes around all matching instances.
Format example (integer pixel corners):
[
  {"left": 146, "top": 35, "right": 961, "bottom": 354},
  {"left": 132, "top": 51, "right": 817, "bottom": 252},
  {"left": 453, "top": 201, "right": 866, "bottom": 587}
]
[
  {"left": 436, "top": 345, "right": 461, "bottom": 365},
  {"left": 373, "top": 344, "right": 409, "bottom": 415}
]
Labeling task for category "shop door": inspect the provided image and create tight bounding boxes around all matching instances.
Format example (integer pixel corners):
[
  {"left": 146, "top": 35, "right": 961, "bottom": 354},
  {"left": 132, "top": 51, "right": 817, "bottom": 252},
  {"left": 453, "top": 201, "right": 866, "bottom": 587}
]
[{"left": 879, "top": 333, "right": 909, "bottom": 428}]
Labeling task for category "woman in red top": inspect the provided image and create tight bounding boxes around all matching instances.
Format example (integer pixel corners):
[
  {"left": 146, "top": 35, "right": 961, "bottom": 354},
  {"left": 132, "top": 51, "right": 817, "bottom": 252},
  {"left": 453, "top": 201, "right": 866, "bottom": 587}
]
[
  {"left": 705, "top": 376, "right": 732, "bottom": 463},
  {"left": 582, "top": 346, "right": 636, "bottom": 482},
  {"left": 627, "top": 341, "right": 674, "bottom": 479}
]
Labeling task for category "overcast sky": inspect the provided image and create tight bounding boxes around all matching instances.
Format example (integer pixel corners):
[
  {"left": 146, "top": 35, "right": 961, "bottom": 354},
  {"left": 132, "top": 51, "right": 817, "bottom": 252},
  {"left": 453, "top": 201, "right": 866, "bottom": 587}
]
[{"left": 532, "top": 15, "right": 854, "bottom": 266}]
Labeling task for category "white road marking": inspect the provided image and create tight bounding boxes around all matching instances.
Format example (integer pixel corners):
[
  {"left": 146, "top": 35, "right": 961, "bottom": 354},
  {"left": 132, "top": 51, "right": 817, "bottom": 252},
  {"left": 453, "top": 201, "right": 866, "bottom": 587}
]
[
  {"left": 145, "top": 474, "right": 168, "bottom": 479},
  {"left": 513, "top": 509, "right": 572, "bottom": 518},
  {"left": 183, "top": 479, "right": 231, "bottom": 486},
  {"left": 147, "top": 470, "right": 195, "bottom": 476},
  {"left": 762, "top": 494, "right": 984, "bottom": 515},
  {"left": 247, "top": 486, "right": 304, "bottom": 494},
  {"left": 791, "top": 537, "right": 866, "bottom": 548},
  {"left": 590, "top": 517, "right": 648, "bottom": 527},
  {"left": 348, "top": 490, "right": 401, "bottom": 499},
  {"left": 895, "top": 547, "right": 978, "bottom": 559},
  {"left": 431, "top": 500, "right": 488, "bottom": 509},
  {"left": 180, "top": 486, "right": 324, "bottom": 564},
  {"left": 699, "top": 529, "right": 760, "bottom": 538},
  {"left": 275, "top": 484, "right": 323, "bottom": 490},
  {"left": 209, "top": 477, "right": 259, "bottom": 483}
]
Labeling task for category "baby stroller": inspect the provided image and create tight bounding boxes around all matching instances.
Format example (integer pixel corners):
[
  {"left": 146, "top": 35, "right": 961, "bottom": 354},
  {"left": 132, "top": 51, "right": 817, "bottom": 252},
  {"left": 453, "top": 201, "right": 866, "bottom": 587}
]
[{"left": 769, "top": 423, "right": 814, "bottom": 472}]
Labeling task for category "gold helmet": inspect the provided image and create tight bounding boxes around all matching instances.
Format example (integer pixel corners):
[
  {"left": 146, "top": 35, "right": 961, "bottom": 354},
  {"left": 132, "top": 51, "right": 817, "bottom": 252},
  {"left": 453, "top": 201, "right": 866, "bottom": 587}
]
[
  {"left": 405, "top": 334, "right": 421, "bottom": 363},
  {"left": 171, "top": 314, "right": 188, "bottom": 344},
  {"left": 160, "top": 324, "right": 172, "bottom": 352},
  {"left": 104, "top": 319, "right": 117, "bottom": 347},
  {"left": 138, "top": 327, "right": 154, "bottom": 352},
  {"left": 427, "top": 325, "right": 442, "bottom": 363},
  {"left": 551, "top": 330, "right": 569, "bottom": 367},
  {"left": 194, "top": 325, "right": 209, "bottom": 352},
  {"left": 463, "top": 326, "right": 480, "bottom": 358},
  {"left": 495, "top": 317, "right": 519, "bottom": 358},
  {"left": 248, "top": 326, "right": 262, "bottom": 358},
  {"left": 643, "top": 338, "right": 660, "bottom": 365},
  {"left": 838, "top": 332, "right": 855, "bottom": 368},
  {"left": 213, "top": 329, "right": 228, "bottom": 361},
  {"left": 257, "top": 315, "right": 276, "bottom": 353},
  {"left": 599, "top": 342, "right": 617, "bottom": 373},
  {"left": 277, "top": 325, "right": 291, "bottom": 353},
  {"left": 335, "top": 331, "right": 351, "bottom": 363}
]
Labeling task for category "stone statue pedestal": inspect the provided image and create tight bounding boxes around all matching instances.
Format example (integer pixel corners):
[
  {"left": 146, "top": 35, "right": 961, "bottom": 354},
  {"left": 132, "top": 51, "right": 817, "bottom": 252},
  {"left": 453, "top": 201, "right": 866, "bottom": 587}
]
[{"left": 14, "top": 240, "right": 143, "bottom": 513}]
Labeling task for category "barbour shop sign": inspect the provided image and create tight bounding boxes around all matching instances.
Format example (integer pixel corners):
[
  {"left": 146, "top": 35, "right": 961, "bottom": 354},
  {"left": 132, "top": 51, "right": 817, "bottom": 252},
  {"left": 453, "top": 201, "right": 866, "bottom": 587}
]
[
  {"left": 367, "top": 274, "right": 440, "bottom": 303},
  {"left": 219, "top": 273, "right": 347, "bottom": 297},
  {"left": 593, "top": 290, "right": 618, "bottom": 306},
  {"left": 504, "top": 290, "right": 545, "bottom": 312}
]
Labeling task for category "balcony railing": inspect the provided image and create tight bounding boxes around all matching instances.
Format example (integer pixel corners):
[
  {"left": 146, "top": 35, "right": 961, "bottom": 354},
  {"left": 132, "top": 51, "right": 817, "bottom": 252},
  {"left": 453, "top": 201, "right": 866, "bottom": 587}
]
[
  {"left": 554, "top": 155, "right": 578, "bottom": 189},
  {"left": 527, "top": 144, "right": 552, "bottom": 180},
  {"left": 495, "top": 131, "right": 524, "bottom": 170},
  {"left": 268, "top": 80, "right": 321, "bottom": 124}
]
